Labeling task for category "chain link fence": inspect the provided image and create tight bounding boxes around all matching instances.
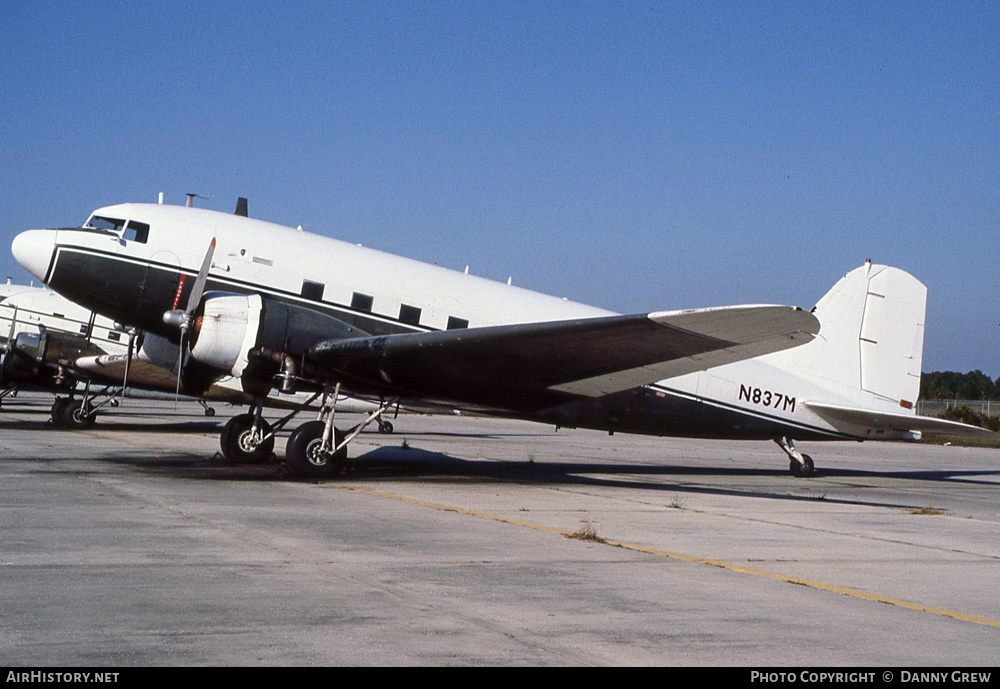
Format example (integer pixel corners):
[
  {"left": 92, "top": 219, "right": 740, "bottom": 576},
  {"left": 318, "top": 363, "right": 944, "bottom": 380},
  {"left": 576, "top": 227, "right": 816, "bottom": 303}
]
[{"left": 917, "top": 399, "right": 995, "bottom": 416}]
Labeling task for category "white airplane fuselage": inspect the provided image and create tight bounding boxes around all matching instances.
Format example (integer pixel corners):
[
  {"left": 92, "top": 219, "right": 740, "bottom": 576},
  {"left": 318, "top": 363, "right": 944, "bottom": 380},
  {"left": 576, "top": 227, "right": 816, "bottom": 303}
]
[{"left": 12, "top": 202, "right": 931, "bottom": 446}]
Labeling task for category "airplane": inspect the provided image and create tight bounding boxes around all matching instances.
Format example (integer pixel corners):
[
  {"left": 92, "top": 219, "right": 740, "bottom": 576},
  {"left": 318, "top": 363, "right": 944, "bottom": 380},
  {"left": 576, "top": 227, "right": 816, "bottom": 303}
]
[
  {"left": 0, "top": 279, "right": 393, "bottom": 431},
  {"left": 11, "top": 197, "right": 991, "bottom": 478}
]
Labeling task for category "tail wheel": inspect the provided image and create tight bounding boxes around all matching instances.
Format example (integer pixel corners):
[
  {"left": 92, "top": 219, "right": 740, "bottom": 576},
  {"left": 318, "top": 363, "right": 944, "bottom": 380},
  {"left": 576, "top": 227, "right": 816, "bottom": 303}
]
[
  {"left": 789, "top": 454, "right": 815, "bottom": 478},
  {"left": 220, "top": 413, "right": 274, "bottom": 464},
  {"left": 286, "top": 420, "right": 347, "bottom": 478}
]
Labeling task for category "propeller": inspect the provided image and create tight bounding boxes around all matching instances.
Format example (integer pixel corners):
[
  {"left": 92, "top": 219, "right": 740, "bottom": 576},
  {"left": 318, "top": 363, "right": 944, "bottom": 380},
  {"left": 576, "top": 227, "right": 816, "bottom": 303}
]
[{"left": 162, "top": 238, "right": 216, "bottom": 402}]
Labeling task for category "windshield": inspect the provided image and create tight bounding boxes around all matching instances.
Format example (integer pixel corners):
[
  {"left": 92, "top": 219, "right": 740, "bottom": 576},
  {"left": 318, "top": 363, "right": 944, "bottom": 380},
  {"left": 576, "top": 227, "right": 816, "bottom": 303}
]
[{"left": 81, "top": 215, "right": 126, "bottom": 234}]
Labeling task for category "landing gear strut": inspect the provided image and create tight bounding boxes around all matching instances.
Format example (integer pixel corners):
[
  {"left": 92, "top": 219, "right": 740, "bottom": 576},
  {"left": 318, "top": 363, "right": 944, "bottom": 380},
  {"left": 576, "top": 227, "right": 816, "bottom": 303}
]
[
  {"left": 286, "top": 421, "right": 347, "bottom": 478},
  {"left": 49, "top": 380, "right": 118, "bottom": 429},
  {"left": 220, "top": 409, "right": 274, "bottom": 463},
  {"left": 775, "top": 437, "right": 815, "bottom": 478},
  {"left": 216, "top": 387, "right": 399, "bottom": 475},
  {"left": 284, "top": 385, "right": 399, "bottom": 478}
]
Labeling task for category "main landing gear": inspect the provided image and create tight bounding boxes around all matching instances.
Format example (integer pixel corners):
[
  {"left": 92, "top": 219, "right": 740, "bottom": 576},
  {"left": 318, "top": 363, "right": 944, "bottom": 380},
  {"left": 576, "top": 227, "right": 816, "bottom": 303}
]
[
  {"left": 285, "top": 387, "right": 399, "bottom": 478},
  {"left": 51, "top": 396, "right": 96, "bottom": 429},
  {"left": 220, "top": 408, "right": 275, "bottom": 463},
  {"left": 49, "top": 382, "right": 124, "bottom": 429},
  {"left": 217, "top": 386, "right": 399, "bottom": 478},
  {"left": 775, "top": 437, "right": 815, "bottom": 478}
]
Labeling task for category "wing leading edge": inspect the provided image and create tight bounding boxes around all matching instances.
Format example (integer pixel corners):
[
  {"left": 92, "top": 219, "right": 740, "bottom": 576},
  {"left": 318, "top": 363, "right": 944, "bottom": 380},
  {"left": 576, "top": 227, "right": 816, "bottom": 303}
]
[{"left": 308, "top": 305, "right": 819, "bottom": 412}]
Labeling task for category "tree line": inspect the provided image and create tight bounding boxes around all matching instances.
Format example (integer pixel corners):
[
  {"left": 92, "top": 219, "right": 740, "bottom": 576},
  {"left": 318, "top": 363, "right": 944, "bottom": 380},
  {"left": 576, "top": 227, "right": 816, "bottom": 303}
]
[{"left": 920, "top": 371, "right": 999, "bottom": 401}]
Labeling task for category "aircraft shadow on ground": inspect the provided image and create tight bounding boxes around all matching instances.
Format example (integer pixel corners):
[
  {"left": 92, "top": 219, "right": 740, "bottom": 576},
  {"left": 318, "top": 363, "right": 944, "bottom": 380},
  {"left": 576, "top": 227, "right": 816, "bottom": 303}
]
[
  {"left": 0, "top": 418, "right": 222, "bottom": 433},
  {"left": 81, "top": 440, "right": 1000, "bottom": 511},
  {"left": 6, "top": 413, "right": 997, "bottom": 507}
]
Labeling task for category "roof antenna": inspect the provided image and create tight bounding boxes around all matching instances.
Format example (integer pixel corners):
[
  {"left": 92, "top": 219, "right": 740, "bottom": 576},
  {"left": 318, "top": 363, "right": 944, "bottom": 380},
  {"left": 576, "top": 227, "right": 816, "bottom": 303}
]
[
  {"left": 235, "top": 197, "right": 248, "bottom": 217},
  {"left": 185, "top": 193, "right": 210, "bottom": 208}
]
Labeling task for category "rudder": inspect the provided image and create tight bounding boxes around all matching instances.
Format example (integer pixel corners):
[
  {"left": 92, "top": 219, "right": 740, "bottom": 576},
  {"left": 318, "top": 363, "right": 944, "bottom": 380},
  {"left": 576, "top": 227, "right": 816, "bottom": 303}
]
[{"left": 777, "top": 262, "right": 927, "bottom": 409}]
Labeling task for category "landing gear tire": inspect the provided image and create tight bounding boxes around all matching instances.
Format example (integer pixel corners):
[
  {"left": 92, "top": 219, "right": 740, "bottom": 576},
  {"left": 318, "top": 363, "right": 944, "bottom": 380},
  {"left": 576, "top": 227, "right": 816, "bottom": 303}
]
[
  {"left": 378, "top": 420, "right": 393, "bottom": 434},
  {"left": 220, "top": 413, "right": 274, "bottom": 464},
  {"left": 51, "top": 398, "right": 72, "bottom": 425},
  {"left": 204, "top": 407, "right": 216, "bottom": 417},
  {"left": 286, "top": 421, "right": 347, "bottom": 478},
  {"left": 58, "top": 399, "right": 96, "bottom": 429},
  {"left": 789, "top": 454, "right": 815, "bottom": 478}
]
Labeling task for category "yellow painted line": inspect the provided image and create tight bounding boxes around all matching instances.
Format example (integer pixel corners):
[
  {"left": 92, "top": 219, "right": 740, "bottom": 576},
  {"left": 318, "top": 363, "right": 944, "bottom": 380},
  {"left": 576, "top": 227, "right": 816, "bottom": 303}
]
[{"left": 333, "top": 482, "right": 1000, "bottom": 630}]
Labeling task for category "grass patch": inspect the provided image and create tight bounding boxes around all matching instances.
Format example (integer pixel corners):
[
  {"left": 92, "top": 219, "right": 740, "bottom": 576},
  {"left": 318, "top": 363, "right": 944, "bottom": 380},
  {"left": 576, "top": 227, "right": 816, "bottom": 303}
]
[
  {"left": 921, "top": 433, "right": 1000, "bottom": 449},
  {"left": 909, "top": 506, "right": 947, "bottom": 515},
  {"left": 568, "top": 521, "right": 605, "bottom": 543}
]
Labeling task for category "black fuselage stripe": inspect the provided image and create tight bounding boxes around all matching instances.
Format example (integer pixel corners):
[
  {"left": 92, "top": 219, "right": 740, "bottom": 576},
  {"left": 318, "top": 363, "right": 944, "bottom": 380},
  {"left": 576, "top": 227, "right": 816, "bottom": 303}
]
[
  {"left": 52, "top": 244, "right": 434, "bottom": 334},
  {"left": 647, "top": 382, "right": 857, "bottom": 440}
]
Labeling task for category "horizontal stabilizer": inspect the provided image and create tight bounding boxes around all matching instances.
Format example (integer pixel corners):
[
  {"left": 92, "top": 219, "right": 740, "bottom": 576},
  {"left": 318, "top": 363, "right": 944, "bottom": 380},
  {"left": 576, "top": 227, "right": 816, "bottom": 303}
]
[
  {"left": 805, "top": 401, "right": 996, "bottom": 438},
  {"left": 310, "top": 305, "right": 818, "bottom": 411}
]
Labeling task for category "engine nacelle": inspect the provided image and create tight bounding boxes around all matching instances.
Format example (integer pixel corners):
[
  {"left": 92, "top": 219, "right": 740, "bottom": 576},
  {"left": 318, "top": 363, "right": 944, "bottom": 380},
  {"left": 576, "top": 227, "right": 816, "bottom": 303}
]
[
  {"left": 186, "top": 292, "right": 364, "bottom": 389},
  {"left": 1, "top": 329, "right": 101, "bottom": 386},
  {"left": 189, "top": 293, "right": 265, "bottom": 377},
  {"left": 1, "top": 331, "right": 46, "bottom": 382}
]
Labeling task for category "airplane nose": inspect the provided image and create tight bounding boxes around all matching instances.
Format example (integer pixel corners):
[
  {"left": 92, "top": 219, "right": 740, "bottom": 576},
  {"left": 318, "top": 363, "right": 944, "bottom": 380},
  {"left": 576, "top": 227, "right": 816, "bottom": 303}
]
[{"left": 11, "top": 230, "right": 56, "bottom": 283}]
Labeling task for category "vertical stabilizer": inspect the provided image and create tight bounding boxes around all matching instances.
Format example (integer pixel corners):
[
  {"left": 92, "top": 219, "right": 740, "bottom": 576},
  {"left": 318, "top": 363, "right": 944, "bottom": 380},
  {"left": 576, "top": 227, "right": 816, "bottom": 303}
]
[{"left": 777, "top": 262, "right": 927, "bottom": 409}]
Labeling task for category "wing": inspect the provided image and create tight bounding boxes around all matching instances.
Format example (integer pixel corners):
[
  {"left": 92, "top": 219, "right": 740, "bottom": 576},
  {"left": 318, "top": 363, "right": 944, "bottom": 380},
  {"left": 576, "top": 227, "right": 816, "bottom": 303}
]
[
  {"left": 74, "top": 354, "right": 252, "bottom": 404},
  {"left": 309, "top": 305, "right": 819, "bottom": 412}
]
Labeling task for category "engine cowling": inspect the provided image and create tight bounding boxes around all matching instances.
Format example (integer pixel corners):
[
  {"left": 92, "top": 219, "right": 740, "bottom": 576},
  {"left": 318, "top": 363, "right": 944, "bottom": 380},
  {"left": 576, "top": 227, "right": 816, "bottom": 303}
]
[
  {"left": 183, "top": 292, "right": 364, "bottom": 393},
  {"left": 189, "top": 293, "right": 265, "bottom": 378},
  {"left": 1, "top": 330, "right": 102, "bottom": 386}
]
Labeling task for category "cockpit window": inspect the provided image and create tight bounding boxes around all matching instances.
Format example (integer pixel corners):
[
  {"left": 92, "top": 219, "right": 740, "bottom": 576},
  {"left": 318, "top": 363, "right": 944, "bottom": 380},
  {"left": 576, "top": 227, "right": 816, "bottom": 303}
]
[
  {"left": 123, "top": 220, "right": 149, "bottom": 243},
  {"left": 83, "top": 215, "right": 126, "bottom": 234},
  {"left": 81, "top": 215, "right": 149, "bottom": 243}
]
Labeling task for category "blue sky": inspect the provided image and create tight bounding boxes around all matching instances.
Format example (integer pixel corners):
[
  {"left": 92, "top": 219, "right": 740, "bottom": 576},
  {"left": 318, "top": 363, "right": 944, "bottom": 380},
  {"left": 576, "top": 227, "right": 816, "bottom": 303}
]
[{"left": 2, "top": 1, "right": 997, "bottom": 376}]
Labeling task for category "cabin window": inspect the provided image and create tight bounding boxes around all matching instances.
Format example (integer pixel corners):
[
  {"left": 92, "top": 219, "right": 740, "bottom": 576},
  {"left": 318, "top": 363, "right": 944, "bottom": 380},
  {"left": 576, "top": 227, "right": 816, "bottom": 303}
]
[
  {"left": 351, "top": 292, "right": 374, "bottom": 313},
  {"left": 447, "top": 316, "right": 469, "bottom": 330},
  {"left": 399, "top": 304, "right": 421, "bottom": 326},
  {"left": 123, "top": 220, "right": 149, "bottom": 244},
  {"left": 79, "top": 324, "right": 88, "bottom": 334},
  {"left": 107, "top": 331, "right": 121, "bottom": 341},
  {"left": 301, "top": 280, "right": 325, "bottom": 302}
]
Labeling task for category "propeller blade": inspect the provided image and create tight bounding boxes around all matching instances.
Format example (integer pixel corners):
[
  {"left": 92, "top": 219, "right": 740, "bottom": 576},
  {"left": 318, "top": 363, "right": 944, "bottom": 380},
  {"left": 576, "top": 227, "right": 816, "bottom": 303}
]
[
  {"left": 174, "top": 329, "right": 186, "bottom": 409},
  {"left": 5, "top": 305, "right": 16, "bottom": 343},
  {"left": 120, "top": 329, "right": 137, "bottom": 403},
  {"left": 184, "top": 237, "right": 217, "bottom": 315}
]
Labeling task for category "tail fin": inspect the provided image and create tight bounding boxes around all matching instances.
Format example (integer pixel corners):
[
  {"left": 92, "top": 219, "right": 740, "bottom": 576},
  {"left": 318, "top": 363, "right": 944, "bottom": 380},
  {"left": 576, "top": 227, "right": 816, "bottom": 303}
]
[{"left": 779, "top": 261, "right": 926, "bottom": 410}]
